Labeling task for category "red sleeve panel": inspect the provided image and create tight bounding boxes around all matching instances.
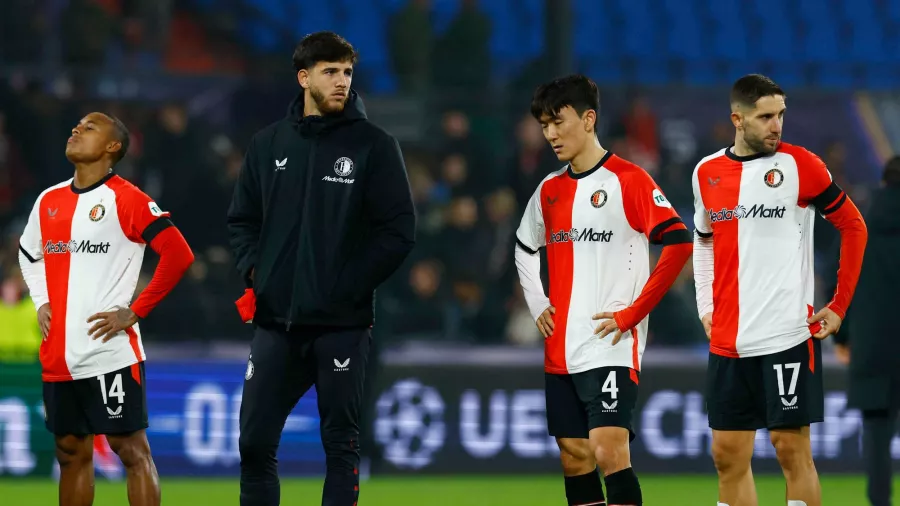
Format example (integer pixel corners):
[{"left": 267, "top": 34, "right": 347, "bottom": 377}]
[
  {"left": 130, "top": 226, "right": 194, "bottom": 318},
  {"left": 610, "top": 158, "right": 692, "bottom": 245},
  {"left": 790, "top": 145, "right": 868, "bottom": 319},
  {"left": 107, "top": 176, "right": 194, "bottom": 318},
  {"left": 608, "top": 158, "right": 693, "bottom": 331}
]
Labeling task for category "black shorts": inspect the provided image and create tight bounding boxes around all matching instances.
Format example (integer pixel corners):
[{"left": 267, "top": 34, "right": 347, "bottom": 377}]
[
  {"left": 43, "top": 362, "right": 148, "bottom": 436},
  {"left": 707, "top": 338, "right": 824, "bottom": 431},
  {"left": 546, "top": 366, "right": 639, "bottom": 441}
]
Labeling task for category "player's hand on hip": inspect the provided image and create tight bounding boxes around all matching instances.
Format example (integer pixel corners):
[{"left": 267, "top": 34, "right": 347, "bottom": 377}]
[
  {"left": 88, "top": 306, "right": 139, "bottom": 343},
  {"left": 592, "top": 312, "right": 624, "bottom": 345},
  {"left": 536, "top": 306, "right": 556, "bottom": 338},
  {"left": 807, "top": 306, "right": 842, "bottom": 339},
  {"left": 701, "top": 312, "right": 712, "bottom": 340},
  {"left": 37, "top": 304, "right": 51, "bottom": 338},
  {"left": 834, "top": 343, "right": 850, "bottom": 365}
]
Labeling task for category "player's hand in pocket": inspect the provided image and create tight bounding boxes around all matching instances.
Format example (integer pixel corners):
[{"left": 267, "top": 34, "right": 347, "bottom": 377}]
[{"left": 536, "top": 306, "right": 556, "bottom": 338}]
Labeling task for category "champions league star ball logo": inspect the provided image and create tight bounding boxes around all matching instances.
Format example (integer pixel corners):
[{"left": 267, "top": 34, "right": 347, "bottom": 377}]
[{"left": 374, "top": 379, "right": 446, "bottom": 469}]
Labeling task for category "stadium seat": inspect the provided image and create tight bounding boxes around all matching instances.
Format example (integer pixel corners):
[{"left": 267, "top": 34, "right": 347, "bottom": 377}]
[
  {"left": 574, "top": 0, "right": 617, "bottom": 60},
  {"left": 341, "top": 0, "right": 396, "bottom": 93}
]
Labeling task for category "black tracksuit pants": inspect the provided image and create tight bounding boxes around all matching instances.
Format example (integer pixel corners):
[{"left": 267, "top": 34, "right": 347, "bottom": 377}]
[{"left": 239, "top": 325, "right": 371, "bottom": 506}]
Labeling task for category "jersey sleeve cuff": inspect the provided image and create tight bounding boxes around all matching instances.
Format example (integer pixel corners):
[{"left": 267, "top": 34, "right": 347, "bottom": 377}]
[
  {"left": 516, "top": 237, "right": 539, "bottom": 255},
  {"left": 826, "top": 302, "right": 846, "bottom": 320},
  {"left": 19, "top": 244, "right": 39, "bottom": 263},
  {"left": 695, "top": 229, "right": 713, "bottom": 239}
]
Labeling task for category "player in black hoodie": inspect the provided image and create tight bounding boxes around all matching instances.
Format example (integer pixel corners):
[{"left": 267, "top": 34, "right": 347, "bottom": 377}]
[{"left": 227, "top": 31, "right": 416, "bottom": 506}]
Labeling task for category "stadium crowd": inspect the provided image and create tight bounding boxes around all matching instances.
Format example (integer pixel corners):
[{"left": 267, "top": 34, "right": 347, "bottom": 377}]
[{"left": 0, "top": 0, "right": 878, "bottom": 357}]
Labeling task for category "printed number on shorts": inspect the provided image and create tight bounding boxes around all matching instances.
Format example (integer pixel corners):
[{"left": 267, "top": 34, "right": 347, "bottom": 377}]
[
  {"left": 773, "top": 362, "right": 801, "bottom": 407},
  {"left": 97, "top": 373, "right": 125, "bottom": 416},
  {"left": 602, "top": 370, "right": 618, "bottom": 399}
]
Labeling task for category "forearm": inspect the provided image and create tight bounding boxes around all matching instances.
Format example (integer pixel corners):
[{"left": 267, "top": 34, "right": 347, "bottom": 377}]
[
  {"left": 615, "top": 242, "right": 693, "bottom": 331},
  {"left": 130, "top": 227, "right": 195, "bottom": 318},
  {"left": 515, "top": 244, "right": 550, "bottom": 321},
  {"left": 18, "top": 250, "right": 48, "bottom": 309},
  {"left": 824, "top": 199, "right": 868, "bottom": 318},
  {"left": 693, "top": 234, "right": 714, "bottom": 318}
]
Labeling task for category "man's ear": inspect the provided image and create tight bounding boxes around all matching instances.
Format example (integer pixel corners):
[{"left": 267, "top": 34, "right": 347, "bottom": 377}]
[
  {"left": 297, "top": 69, "right": 309, "bottom": 90},
  {"left": 730, "top": 110, "right": 743, "bottom": 130},
  {"left": 107, "top": 141, "right": 122, "bottom": 155},
  {"left": 583, "top": 109, "right": 597, "bottom": 132}
]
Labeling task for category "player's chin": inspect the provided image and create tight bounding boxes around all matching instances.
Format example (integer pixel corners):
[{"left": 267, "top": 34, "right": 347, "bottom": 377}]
[
  {"left": 323, "top": 98, "right": 347, "bottom": 113},
  {"left": 762, "top": 139, "right": 780, "bottom": 153},
  {"left": 64, "top": 147, "right": 83, "bottom": 162}
]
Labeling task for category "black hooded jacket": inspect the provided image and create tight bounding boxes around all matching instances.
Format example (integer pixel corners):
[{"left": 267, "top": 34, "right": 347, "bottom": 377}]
[{"left": 227, "top": 90, "right": 416, "bottom": 331}]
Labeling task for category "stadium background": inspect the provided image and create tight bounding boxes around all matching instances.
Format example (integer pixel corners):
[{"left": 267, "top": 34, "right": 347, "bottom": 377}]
[{"left": 0, "top": 0, "right": 897, "bottom": 503}]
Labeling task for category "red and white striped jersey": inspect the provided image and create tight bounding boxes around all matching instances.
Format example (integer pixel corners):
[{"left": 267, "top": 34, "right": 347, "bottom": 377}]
[
  {"left": 693, "top": 143, "right": 838, "bottom": 358},
  {"left": 517, "top": 153, "right": 684, "bottom": 374},
  {"left": 19, "top": 174, "right": 170, "bottom": 381}
]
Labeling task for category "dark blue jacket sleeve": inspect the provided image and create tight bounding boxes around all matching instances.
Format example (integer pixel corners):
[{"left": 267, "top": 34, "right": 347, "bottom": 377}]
[{"left": 227, "top": 137, "right": 262, "bottom": 287}]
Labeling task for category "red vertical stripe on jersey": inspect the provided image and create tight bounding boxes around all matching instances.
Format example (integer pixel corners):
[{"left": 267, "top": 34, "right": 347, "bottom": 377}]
[
  {"left": 629, "top": 368, "right": 639, "bottom": 385},
  {"left": 39, "top": 188, "right": 80, "bottom": 381},
  {"left": 807, "top": 338, "right": 815, "bottom": 373},
  {"left": 125, "top": 327, "right": 142, "bottom": 362},
  {"left": 541, "top": 173, "right": 578, "bottom": 373},
  {"left": 698, "top": 158, "right": 742, "bottom": 358},
  {"left": 631, "top": 327, "right": 640, "bottom": 372},
  {"left": 130, "top": 363, "right": 141, "bottom": 385}
]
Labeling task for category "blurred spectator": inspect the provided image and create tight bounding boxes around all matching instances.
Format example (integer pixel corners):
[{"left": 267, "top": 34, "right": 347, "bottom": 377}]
[
  {"left": 61, "top": 0, "right": 120, "bottom": 67},
  {"left": 610, "top": 94, "right": 660, "bottom": 174},
  {"left": 389, "top": 0, "right": 433, "bottom": 93},
  {"left": 432, "top": 0, "right": 491, "bottom": 95},
  {"left": 509, "top": 114, "right": 557, "bottom": 208},
  {"left": 0, "top": 112, "right": 33, "bottom": 226},
  {"left": 0, "top": 270, "right": 41, "bottom": 363}
]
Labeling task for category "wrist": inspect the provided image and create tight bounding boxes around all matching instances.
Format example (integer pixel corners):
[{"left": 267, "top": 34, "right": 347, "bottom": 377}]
[
  {"left": 613, "top": 310, "right": 632, "bottom": 332},
  {"left": 826, "top": 302, "right": 846, "bottom": 320}
]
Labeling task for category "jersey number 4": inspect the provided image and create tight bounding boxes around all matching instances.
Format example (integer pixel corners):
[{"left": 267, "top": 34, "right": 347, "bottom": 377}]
[
  {"left": 601, "top": 370, "right": 619, "bottom": 410},
  {"left": 97, "top": 373, "right": 125, "bottom": 417}
]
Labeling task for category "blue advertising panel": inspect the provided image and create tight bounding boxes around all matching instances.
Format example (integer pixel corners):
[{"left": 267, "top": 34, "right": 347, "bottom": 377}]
[{"left": 146, "top": 361, "right": 324, "bottom": 476}]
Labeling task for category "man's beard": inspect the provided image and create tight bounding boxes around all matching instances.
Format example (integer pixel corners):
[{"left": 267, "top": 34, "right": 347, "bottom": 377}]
[
  {"left": 745, "top": 132, "right": 779, "bottom": 154},
  {"left": 310, "top": 85, "right": 346, "bottom": 114}
]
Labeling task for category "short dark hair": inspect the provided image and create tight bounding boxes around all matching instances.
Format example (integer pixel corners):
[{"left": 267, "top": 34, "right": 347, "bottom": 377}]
[
  {"left": 108, "top": 115, "right": 130, "bottom": 166},
  {"left": 730, "top": 74, "right": 786, "bottom": 108},
  {"left": 883, "top": 155, "right": 900, "bottom": 186},
  {"left": 292, "top": 31, "right": 358, "bottom": 72},
  {"left": 530, "top": 74, "right": 600, "bottom": 122}
]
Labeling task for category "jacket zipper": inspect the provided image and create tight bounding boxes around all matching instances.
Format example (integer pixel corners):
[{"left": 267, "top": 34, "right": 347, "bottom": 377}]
[{"left": 286, "top": 139, "right": 318, "bottom": 331}]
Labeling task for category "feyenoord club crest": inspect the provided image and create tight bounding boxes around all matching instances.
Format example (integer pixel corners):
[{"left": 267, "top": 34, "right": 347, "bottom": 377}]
[
  {"left": 334, "top": 157, "right": 354, "bottom": 177},
  {"left": 590, "top": 189, "right": 607, "bottom": 208},
  {"left": 89, "top": 204, "right": 106, "bottom": 222},
  {"left": 764, "top": 167, "right": 784, "bottom": 188}
]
